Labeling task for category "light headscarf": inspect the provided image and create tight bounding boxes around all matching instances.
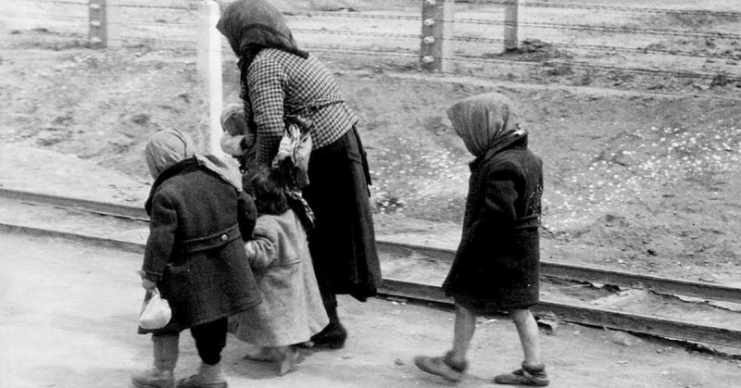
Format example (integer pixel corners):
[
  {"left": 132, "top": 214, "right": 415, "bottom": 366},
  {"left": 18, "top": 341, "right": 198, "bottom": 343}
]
[
  {"left": 145, "top": 128, "right": 243, "bottom": 191},
  {"left": 447, "top": 93, "right": 525, "bottom": 159},
  {"left": 145, "top": 128, "right": 195, "bottom": 179}
]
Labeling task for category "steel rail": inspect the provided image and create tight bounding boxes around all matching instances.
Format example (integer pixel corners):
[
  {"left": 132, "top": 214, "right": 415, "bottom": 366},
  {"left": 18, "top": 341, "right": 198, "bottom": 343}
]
[
  {"left": 378, "top": 279, "right": 741, "bottom": 348},
  {"left": 1, "top": 189, "right": 741, "bottom": 348},
  {"left": 2, "top": 187, "right": 740, "bottom": 305},
  {"left": 0, "top": 188, "right": 148, "bottom": 221}
]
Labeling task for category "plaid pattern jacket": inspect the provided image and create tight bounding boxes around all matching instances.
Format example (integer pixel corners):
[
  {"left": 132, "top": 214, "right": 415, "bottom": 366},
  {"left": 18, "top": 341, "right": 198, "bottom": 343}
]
[{"left": 242, "top": 49, "right": 359, "bottom": 165}]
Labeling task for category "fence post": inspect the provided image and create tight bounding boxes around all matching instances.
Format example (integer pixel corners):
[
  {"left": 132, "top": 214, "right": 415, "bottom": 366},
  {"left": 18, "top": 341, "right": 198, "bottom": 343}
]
[
  {"left": 503, "top": 0, "right": 523, "bottom": 51},
  {"left": 196, "top": 0, "right": 224, "bottom": 156},
  {"left": 88, "top": 0, "right": 107, "bottom": 49},
  {"left": 420, "top": 0, "right": 454, "bottom": 72},
  {"left": 106, "top": 0, "right": 121, "bottom": 47}
]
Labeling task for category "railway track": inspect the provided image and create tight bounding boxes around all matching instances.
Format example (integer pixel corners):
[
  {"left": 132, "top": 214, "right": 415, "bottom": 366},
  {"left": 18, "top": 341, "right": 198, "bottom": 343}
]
[{"left": 1, "top": 187, "right": 740, "bottom": 351}]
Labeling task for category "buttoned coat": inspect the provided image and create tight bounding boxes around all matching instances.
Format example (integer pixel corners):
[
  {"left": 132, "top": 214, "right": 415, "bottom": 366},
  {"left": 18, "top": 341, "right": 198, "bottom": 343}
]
[
  {"left": 229, "top": 209, "right": 329, "bottom": 346},
  {"left": 140, "top": 158, "right": 262, "bottom": 333},
  {"left": 442, "top": 135, "right": 544, "bottom": 313}
]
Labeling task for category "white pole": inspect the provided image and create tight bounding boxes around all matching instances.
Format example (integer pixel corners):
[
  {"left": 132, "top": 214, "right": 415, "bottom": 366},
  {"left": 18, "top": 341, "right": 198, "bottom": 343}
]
[{"left": 197, "top": 0, "right": 224, "bottom": 156}]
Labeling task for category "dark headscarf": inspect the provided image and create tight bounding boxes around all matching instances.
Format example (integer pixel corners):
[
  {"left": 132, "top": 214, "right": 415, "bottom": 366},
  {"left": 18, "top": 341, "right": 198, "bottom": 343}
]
[
  {"left": 216, "top": 0, "right": 309, "bottom": 75},
  {"left": 447, "top": 93, "right": 526, "bottom": 160}
]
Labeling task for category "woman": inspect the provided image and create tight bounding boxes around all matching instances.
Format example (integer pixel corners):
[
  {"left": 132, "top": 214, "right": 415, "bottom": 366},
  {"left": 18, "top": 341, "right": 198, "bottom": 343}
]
[
  {"left": 217, "top": 0, "right": 381, "bottom": 349},
  {"left": 132, "top": 128, "right": 261, "bottom": 388}
]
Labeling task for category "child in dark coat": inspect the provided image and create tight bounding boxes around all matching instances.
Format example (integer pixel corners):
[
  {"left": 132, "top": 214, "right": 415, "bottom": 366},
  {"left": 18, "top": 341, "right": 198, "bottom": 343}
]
[
  {"left": 132, "top": 128, "right": 261, "bottom": 388},
  {"left": 413, "top": 93, "right": 549, "bottom": 386}
]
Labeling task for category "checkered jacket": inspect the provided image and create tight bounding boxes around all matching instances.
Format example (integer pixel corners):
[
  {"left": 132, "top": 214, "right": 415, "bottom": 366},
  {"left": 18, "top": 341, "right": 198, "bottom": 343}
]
[{"left": 242, "top": 49, "right": 359, "bottom": 165}]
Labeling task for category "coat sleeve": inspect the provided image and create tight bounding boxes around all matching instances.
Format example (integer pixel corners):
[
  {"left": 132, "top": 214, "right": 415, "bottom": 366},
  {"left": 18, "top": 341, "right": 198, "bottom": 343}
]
[
  {"left": 479, "top": 162, "right": 520, "bottom": 229},
  {"left": 238, "top": 192, "right": 258, "bottom": 241},
  {"left": 142, "top": 191, "right": 178, "bottom": 282},
  {"left": 244, "top": 219, "right": 279, "bottom": 269},
  {"left": 247, "top": 55, "right": 287, "bottom": 166}
]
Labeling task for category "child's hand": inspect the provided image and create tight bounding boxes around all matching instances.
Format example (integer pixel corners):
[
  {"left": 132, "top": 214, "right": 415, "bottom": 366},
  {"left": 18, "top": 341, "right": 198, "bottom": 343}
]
[
  {"left": 221, "top": 132, "right": 247, "bottom": 156},
  {"left": 137, "top": 270, "right": 156, "bottom": 291}
]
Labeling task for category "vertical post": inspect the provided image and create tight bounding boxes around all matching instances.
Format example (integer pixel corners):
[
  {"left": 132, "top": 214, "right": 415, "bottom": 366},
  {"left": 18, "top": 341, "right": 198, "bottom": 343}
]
[
  {"left": 106, "top": 0, "right": 121, "bottom": 47},
  {"left": 503, "top": 0, "right": 523, "bottom": 51},
  {"left": 420, "top": 0, "right": 454, "bottom": 72},
  {"left": 196, "top": 1, "right": 224, "bottom": 156},
  {"left": 88, "top": 0, "right": 107, "bottom": 49}
]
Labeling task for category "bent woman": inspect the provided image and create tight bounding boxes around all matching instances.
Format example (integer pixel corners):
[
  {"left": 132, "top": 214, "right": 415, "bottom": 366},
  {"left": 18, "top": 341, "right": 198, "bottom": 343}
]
[{"left": 217, "top": 0, "right": 382, "bottom": 349}]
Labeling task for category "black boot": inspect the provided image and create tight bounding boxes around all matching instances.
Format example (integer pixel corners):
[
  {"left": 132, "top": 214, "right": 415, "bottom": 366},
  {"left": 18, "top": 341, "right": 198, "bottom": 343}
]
[
  {"left": 310, "top": 301, "right": 347, "bottom": 349},
  {"left": 310, "top": 321, "right": 347, "bottom": 349}
]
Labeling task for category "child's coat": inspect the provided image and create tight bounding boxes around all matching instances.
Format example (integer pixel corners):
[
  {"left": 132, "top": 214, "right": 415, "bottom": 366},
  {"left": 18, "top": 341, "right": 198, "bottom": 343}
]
[
  {"left": 229, "top": 209, "right": 329, "bottom": 346},
  {"left": 442, "top": 93, "right": 544, "bottom": 313}
]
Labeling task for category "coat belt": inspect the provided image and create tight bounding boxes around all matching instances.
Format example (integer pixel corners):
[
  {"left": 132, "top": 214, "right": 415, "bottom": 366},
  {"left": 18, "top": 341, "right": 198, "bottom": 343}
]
[{"left": 180, "top": 223, "right": 242, "bottom": 253}]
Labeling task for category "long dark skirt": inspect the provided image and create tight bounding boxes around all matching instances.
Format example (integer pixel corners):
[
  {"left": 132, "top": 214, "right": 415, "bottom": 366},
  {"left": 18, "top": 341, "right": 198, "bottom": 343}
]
[{"left": 302, "top": 127, "right": 382, "bottom": 306}]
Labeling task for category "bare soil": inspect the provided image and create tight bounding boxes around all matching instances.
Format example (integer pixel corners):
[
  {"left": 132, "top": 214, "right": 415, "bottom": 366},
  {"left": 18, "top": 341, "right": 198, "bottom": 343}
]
[{"left": 2, "top": 21, "right": 740, "bottom": 287}]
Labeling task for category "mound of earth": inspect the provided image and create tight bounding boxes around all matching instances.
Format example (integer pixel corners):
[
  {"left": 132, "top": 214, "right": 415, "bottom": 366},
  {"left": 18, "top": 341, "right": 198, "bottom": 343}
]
[{"left": 1, "top": 20, "right": 740, "bottom": 290}]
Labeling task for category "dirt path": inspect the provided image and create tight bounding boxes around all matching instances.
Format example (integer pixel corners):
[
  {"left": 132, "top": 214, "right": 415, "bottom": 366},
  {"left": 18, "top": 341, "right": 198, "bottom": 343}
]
[{"left": 1, "top": 231, "right": 739, "bottom": 388}]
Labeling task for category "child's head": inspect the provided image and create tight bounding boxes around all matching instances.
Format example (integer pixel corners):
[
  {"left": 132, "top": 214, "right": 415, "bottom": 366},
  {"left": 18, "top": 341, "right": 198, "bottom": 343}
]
[
  {"left": 220, "top": 103, "right": 250, "bottom": 136},
  {"left": 447, "top": 93, "right": 522, "bottom": 158},
  {"left": 220, "top": 103, "right": 256, "bottom": 156},
  {"left": 145, "top": 128, "right": 195, "bottom": 179},
  {"left": 248, "top": 165, "right": 289, "bottom": 216}
]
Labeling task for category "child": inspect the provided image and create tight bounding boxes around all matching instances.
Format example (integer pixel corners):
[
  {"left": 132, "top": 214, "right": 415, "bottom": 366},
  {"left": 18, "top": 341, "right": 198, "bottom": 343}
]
[
  {"left": 219, "top": 102, "right": 257, "bottom": 176},
  {"left": 132, "top": 128, "right": 262, "bottom": 388},
  {"left": 413, "top": 93, "right": 549, "bottom": 387},
  {"left": 229, "top": 165, "right": 329, "bottom": 376}
]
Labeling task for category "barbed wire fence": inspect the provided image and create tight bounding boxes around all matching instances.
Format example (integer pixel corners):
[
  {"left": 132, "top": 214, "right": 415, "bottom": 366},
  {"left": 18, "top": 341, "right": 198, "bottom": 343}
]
[{"left": 5, "top": 0, "right": 741, "bottom": 95}]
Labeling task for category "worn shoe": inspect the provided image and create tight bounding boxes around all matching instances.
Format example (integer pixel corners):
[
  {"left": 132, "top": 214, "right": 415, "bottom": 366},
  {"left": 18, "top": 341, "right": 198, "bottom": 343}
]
[
  {"left": 275, "top": 347, "right": 300, "bottom": 376},
  {"left": 131, "top": 368, "right": 175, "bottom": 388},
  {"left": 241, "top": 346, "right": 279, "bottom": 363},
  {"left": 176, "top": 362, "right": 227, "bottom": 388},
  {"left": 413, "top": 351, "right": 468, "bottom": 383},
  {"left": 132, "top": 335, "right": 179, "bottom": 388},
  {"left": 494, "top": 362, "right": 549, "bottom": 387},
  {"left": 308, "top": 322, "right": 348, "bottom": 349}
]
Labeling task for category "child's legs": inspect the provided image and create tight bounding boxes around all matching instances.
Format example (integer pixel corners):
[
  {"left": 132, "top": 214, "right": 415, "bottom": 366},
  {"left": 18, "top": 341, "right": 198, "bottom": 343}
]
[
  {"left": 450, "top": 303, "right": 477, "bottom": 363},
  {"left": 152, "top": 333, "right": 180, "bottom": 370},
  {"left": 510, "top": 308, "right": 542, "bottom": 366},
  {"left": 190, "top": 317, "right": 228, "bottom": 365}
]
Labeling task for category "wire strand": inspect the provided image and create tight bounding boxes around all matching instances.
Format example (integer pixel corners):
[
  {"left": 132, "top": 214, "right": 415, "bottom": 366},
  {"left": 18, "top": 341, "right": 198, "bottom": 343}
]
[{"left": 475, "top": 0, "right": 741, "bottom": 18}]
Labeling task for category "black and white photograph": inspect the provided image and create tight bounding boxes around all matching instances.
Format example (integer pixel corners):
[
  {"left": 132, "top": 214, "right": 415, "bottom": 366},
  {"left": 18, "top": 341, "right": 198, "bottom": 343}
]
[{"left": 0, "top": 0, "right": 740, "bottom": 387}]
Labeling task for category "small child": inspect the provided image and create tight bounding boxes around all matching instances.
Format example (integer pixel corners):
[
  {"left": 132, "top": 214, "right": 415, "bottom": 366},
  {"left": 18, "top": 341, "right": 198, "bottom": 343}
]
[
  {"left": 229, "top": 165, "right": 329, "bottom": 376},
  {"left": 132, "top": 128, "right": 261, "bottom": 388},
  {"left": 413, "top": 93, "right": 549, "bottom": 387},
  {"left": 219, "top": 102, "right": 257, "bottom": 176}
]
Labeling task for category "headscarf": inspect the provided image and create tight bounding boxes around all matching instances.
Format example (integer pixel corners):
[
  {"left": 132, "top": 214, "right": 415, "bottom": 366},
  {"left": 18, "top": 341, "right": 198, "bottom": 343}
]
[
  {"left": 216, "top": 0, "right": 309, "bottom": 73},
  {"left": 144, "top": 128, "right": 243, "bottom": 191},
  {"left": 447, "top": 93, "right": 526, "bottom": 159},
  {"left": 145, "top": 128, "right": 195, "bottom": 179}
]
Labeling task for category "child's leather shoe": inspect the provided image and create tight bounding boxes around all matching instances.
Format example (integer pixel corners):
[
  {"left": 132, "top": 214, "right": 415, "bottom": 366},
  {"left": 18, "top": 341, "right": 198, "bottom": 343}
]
[{"left": 413, "top": 351, "right": 468, "bottom": 383}]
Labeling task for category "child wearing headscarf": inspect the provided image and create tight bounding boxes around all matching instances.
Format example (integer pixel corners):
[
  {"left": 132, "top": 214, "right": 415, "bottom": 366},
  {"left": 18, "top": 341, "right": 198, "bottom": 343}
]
[
  {"left": 217, "top": 0, "right": 381, "bottom": 349},
  {"left": 228, "top": 165, "right": 328, "bottom": 376},
  {"left": 413, "top": 93, "right": 549, "bottom": 387},
  {"left": 133, "top": 129, "right": 262, "bottom": 388}
]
